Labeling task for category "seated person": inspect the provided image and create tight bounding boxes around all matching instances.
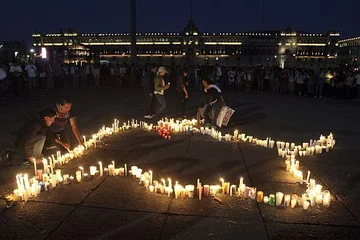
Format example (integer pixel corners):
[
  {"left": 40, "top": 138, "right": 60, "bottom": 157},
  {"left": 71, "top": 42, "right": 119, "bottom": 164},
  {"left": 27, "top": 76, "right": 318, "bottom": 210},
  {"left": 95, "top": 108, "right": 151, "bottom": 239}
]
[
  {"left": 45, "top": 98, "right": 84, "bottom": 153},
  {"left": 17, "top": 108, "right": 56, "bottom": 164},
  {"left": 197, "top": 78, "right": 225, "bottom": 128}
]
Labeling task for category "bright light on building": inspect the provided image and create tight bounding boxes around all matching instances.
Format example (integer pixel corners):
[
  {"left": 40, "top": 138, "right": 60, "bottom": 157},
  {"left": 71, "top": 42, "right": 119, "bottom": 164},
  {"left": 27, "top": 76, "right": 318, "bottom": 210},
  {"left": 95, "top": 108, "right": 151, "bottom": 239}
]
[
  {"left": 41, "top": 47, "right": 47, "bottom": 59},
  {"left": 30, "top": 49, "right": 35, "bottom": 53},
  {"left": 14, "top": 51, "right": 19, "bottom": 57}
]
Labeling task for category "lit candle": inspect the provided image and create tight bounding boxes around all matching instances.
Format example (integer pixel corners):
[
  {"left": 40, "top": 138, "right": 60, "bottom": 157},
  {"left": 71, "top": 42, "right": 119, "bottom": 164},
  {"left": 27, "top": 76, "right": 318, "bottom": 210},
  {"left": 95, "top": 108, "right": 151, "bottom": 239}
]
[
  {"left": 306, "top": 171, "right": 310, "bottom": 184},
  {"left": 32, "top": 158, "right": 37, "bottom": 176},
  {"left": 291, "top": 198, "right": 297, "bottom": 208},
  {"left": 99, "top": 162, "right": 103, "bottom": 176},
  {"left": 220, "top": 178, "right": 225, "bottom": 193},
  {"left": 79, "top": 166, "right": 84, "bottom": 178},
  {"left": 76, "top": 171, "right": 82, "bottom": 182},
  {"left": 263, "top": 196, "right": 269, "bottom": 204},
  {"left": 323, "top": 190, "right": 331, "bottom": 207},
  {"left": 257, "top": 191, "right": 264, "bottom": 202},
  {"left": 149, "top": 185, "right": 154, "bottom": 193},
  {"left": 275, "top": 192, "right": 284, "bottom": 206},
  {"left": 90, "top": 166, "right": 97, "bottom": 176},
  {"left": 303, "top": 201, "right": 310, "bottom": 210},
  {"left": 149, "top": 170, "right": 153, "bottom": 185},
  {"left": 124, "top": 164, "right": 127, "bottom": 176}
]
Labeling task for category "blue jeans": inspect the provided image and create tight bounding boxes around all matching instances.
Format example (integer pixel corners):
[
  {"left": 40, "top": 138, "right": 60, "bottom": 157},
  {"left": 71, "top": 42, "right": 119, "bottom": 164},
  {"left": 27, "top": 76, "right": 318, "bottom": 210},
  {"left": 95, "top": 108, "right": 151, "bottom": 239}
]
[
  {"left": 204, "top": 101, "right": 222, "bottom": 127},
  {"left": 155, "top": 94, "right": 166, "bottom": 116}
]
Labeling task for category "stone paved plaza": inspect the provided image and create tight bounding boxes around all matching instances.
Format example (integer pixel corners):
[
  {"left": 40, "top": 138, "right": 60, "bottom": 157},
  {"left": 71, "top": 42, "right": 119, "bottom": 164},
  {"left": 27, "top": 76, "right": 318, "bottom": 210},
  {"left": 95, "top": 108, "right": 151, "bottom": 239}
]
[{"left": 0, "top": 87, "right": 360, "bottom": 240}]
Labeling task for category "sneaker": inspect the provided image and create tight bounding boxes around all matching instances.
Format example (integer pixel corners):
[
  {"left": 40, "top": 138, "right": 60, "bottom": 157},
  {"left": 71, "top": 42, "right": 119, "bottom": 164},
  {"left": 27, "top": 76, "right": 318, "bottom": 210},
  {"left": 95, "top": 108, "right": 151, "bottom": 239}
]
[
  {"left": 144, "top": 115, "right": 153, "bottom": 119},
  {"left": 22, "top": 160, "right": 31, "bottom": 166}
]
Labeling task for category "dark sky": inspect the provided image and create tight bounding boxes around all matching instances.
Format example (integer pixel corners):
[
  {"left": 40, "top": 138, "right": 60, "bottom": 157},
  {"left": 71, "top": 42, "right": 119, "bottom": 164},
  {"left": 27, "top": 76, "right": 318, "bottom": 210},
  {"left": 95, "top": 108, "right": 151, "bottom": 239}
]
[{"left": 1, "top": 0, "right": 358, "bottom": 44}]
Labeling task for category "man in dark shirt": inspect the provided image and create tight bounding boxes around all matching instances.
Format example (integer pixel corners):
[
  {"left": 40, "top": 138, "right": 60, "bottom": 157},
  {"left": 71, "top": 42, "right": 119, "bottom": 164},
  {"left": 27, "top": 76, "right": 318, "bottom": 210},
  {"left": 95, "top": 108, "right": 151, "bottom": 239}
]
[
  {"left": 18, "top": 108, "right": 56, "bottom": 164},
  {"left": 144, "top": 65, "right": 157, "bottom": 119},
  {"left": 176, "top": 68, "right": 190, "bottom": 118},
  {"left": 45, "top": 98, "right": 84, "bottom": 153}
]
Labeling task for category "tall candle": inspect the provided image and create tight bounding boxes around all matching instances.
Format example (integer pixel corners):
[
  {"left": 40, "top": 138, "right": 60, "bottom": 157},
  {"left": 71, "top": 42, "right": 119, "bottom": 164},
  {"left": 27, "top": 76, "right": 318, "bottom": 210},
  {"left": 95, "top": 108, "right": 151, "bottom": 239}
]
[
  {"left": 124, "top": 164, "right": 127, "bottom": 176},
  {"left": 149, "top": 170, "right": 153, "bottom": 185},
  {"left": 33, "top": 158, "right": 37, "bottom": 176},
  {"left": 306, "top": 171, "right": 310, "bottom": 184},
  {"left": 99, "top": 162, "right": 103, "bottom": 176}
]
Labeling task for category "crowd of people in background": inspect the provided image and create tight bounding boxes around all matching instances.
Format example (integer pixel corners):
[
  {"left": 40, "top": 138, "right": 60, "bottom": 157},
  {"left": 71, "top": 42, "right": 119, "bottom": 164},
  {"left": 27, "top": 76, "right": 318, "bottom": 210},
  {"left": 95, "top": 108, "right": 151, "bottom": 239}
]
[{"left": 1, "top": 60, "right": 360, "bottom": 101}]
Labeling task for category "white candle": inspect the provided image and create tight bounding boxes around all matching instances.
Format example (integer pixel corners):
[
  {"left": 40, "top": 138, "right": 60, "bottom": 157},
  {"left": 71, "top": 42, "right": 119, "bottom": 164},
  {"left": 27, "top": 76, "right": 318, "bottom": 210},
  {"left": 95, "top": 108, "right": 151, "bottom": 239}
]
[
  {"left": 275, "top": 192, "right": 284, "bottom": 206},
  {"left": 76, "top": 171, "right": 82, "bottom": 183},
  {"left": 33, "top": 158, "right": 37, "bottom": 176},
  {"left": 291, "top": 199, "right": 297, "bottom": 208},
  {"left": 263, "top": 196, "right": 269, "bottom": 204},
  {"left": 303, "top": 201, "right": 310, "bottom": 210},
  {"left": 99, "top": 162, "right": 103, "bottom": 176},
  {"left": 306, "top": 171, "right": 310, "bottom": 184},
  {"left": 149, "top": 170, "right": 153, "bottom": 185},
  {"left": 124, "top": 164, "right": 127, "bottom": 176},
  {"left": 90, "top": 166, "right": 97, "bottom": 176}
]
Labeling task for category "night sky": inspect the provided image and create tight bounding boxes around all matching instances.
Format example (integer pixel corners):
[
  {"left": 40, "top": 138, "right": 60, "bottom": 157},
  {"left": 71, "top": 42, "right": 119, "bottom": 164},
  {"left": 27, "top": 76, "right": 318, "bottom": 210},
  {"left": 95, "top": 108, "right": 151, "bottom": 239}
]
[{"left": 1, "top": 0, "right": 358, "bottom": 44}]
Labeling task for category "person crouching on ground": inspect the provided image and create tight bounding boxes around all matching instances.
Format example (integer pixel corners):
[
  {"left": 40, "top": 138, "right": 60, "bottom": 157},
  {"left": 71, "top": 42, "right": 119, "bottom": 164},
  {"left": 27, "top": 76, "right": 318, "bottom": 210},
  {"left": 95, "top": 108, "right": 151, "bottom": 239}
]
[
  {"left": 18, "top": 108, "right": 56, "bottom": 165},
  {"left": 153, "top": 66, "right": 170, "bottom": 119},
  {"left": 45, "top": 98, "right": 85, "bottom": 154},
  {"left": 197, "top": 78, "right": 224, "bottom": 128},
  {"left": 144, "top": 64, "right": 157, "bottom": 119}
]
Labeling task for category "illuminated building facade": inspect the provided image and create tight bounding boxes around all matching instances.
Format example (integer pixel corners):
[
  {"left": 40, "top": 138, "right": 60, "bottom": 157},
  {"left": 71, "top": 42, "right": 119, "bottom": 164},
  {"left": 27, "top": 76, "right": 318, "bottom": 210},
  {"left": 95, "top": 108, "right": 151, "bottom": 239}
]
[
  {"left": 338, "top": 37, "right": 360, "bottom": 67},
  {"left": 32, "top": 21, "right": 340, "bottom": 67}
]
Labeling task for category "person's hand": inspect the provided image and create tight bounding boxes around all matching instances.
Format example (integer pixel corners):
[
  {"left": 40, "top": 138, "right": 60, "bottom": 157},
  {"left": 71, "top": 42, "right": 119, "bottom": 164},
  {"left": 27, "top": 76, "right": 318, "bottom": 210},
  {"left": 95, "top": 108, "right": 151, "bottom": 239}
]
[
  {"left": 185, "top": 94, "right": 189, "bottom": 99},
  {"left": 149, "top": 93, "right": 153, "bottom": 97},
  {"left": 165, "top": 84, "right": 170, "bottom": 89},
  {"left": 79, "top": 142, "right": 86, "bottom": 149},
  {"left": 61, "top": 142, "right": 71, "bottom": 151}
]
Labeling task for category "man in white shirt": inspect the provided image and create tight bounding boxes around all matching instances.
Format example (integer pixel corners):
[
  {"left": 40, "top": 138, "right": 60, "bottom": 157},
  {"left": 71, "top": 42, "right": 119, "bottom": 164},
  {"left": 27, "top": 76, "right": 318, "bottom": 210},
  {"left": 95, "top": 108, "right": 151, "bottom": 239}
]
[
  {"left": 355, "top": 71, "right": 360, "bottom": 100},
  {"left": 25, "top": 61, "right": 37, "bottom": 91}
]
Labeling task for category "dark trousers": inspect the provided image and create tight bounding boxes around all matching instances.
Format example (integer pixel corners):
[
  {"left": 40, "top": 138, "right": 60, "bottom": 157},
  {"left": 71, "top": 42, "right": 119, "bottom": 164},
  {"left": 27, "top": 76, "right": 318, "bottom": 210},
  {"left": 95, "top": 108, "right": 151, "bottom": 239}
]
[
  {"left": 145, "top": 93, "right": 154, "bottom": 115},
  {"left": 155, "top": 94, "right": 166, "bottom": 116},
  {"left": 203, "top": 101, "right": 222, "bottom": 127},
  {"left": 177, "top": 91, "right": 188, "bottom": 116},
  {"left": 19, "top": 135, "right": 46, "bottom": 160}
]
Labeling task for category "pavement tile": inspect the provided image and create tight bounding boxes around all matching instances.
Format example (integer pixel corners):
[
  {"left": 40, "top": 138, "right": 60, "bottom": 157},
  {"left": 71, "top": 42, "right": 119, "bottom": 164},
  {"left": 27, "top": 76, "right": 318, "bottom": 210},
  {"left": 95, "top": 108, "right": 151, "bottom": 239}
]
[
  {"left": 266, "top": 222, "right": 360, "bottom": 240},
  {"left": 161, "top": 215, "right": 268, "bottom": 240},
  {"left": 84, "top": 176, "right": 171, "bottom": 213},
  {"left": 168, "top": 193, "right": 261, "bottom": 221},
  {"left": 50, "top": 206, "right": 164, "bottom": 240},
  {"left": 0, "top": 201, "right": 75, "bottom": 240}
]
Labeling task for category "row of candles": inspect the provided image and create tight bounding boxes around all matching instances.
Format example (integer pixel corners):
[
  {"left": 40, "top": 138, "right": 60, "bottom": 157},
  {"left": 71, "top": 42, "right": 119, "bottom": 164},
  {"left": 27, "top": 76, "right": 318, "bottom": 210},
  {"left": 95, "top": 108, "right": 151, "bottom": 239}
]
[
  {"left": 6, "top": 118, "right": 334, "bottom": 211},
  {"left": 8, "top": 161, "right": 331, "bottom": 211}
]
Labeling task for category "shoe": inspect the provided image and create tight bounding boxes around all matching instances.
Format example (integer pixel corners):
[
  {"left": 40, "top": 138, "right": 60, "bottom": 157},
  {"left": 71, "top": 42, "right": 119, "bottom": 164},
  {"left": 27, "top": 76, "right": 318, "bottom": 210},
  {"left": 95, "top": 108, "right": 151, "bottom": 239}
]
[
  {"left": 22, "top": 160, "right": 31, "bottom": 166},
  {"left": 144, "top": 115, "right": 153, "bottom": 119}
]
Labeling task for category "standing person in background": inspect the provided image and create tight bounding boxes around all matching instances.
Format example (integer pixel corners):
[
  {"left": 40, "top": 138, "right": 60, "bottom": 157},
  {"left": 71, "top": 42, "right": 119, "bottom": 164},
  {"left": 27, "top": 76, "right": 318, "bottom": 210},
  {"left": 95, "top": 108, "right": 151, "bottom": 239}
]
[
  {"left": 10, "top": 61, "right": 24, "bottom": 96},
  {"left": 93, "top": 64, "right": 100, "bottom": 86},
  {"left": 227, "top": 67, "right": 236, "bottom": 92},
  {"left": 144, "top": 64, "right": 157, "bottom": 119},
  {"left": 153, "top": 66, "right": 170, "bottom": 119},
  {"left": 38, "top": 64, "right": 47, "bottom": 90},
  {"left": 355, "top": 70, "right": 360, "bottom": 100},
  {"left": 25, "top": 60, "right": 37, "bottom": 91},
  {"left": 80, "top": 65, "right": 87, "bottom": 87},
  {"left": 315, "top": 70, "right": 325, "bottom": 98},
  {"left": 0, "top": 65, "right": 7, "bottom": 100},
  {"left": 85, "top": 63, "right": 93, "bottom": 86},
  {"left": 62, "top": 64, "right": 69, "bottom": 87},
  {"left": 70, "top": 64, "right": 79, "bottom": 88},
  {"left": 176, "top": 68, "right": 190, "bottom": 118},
  {"left": 45, "top": 62, "right": 54, "bottom": 90}
]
